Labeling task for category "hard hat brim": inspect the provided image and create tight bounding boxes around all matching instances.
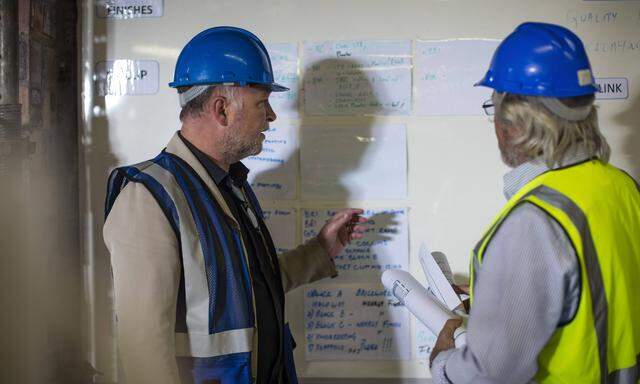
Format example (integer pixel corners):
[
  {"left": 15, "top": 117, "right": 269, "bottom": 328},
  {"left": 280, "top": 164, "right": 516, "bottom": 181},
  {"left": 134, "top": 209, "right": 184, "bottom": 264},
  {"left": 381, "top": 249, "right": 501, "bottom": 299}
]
[
  {"left": 268, "top": 82, "right": 290, "bottom": 92},
  {"left": 168, "top": 80, "right": 289, "bottom": 93}
]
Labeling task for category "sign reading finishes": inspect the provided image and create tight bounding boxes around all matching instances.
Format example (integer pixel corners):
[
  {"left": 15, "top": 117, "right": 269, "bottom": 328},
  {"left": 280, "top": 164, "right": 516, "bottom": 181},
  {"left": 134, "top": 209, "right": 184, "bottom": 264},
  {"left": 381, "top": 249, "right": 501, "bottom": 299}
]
[{"left": 96, "top": 0, "right": 164, "bottom": 18}]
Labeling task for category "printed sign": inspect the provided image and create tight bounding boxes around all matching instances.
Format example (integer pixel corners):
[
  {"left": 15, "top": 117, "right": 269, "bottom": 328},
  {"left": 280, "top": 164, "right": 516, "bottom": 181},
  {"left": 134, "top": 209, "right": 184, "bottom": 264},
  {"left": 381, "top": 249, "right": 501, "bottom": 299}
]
[
  {"left": 96, "top": 0, "right": 164, "bottom": 18},
  {"left": 95, "top": 60, "right": 159, "bottom": 96},
  {"left": 595, "top": 77, "right": 629, "bottom": 100}
]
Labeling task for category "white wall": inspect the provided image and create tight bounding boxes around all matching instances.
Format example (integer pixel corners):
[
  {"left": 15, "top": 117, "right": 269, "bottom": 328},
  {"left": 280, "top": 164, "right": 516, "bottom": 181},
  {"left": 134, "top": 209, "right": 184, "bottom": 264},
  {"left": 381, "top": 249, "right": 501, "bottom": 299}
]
[{"left": 80, "top": 0, "right": 640, "bottom": 382}]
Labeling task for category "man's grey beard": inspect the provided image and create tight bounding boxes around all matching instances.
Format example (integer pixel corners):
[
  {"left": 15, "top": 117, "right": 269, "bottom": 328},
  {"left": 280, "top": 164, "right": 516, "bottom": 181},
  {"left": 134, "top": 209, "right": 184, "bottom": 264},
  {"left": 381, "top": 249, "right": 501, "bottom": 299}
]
[{"left": 220, "top": 125, "right": 266, "bottom": 164}]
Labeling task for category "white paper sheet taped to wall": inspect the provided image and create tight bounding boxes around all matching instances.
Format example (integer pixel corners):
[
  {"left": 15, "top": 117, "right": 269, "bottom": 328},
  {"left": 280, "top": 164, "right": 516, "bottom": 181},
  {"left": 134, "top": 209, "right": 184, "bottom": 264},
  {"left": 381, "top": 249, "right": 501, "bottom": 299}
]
[
  {"left": 414, "top": 39, "right": 500, "bottom": 115},
  {"left": 261, "top": 208, "right": 296, "bottom": 254},
  {"left": 303, "top": 39, "right": 412, "bottom": 115},
  {"left": 304, "top": 283, "right": 411, "bottom": 360},
  {"left": 245, "top": 123, "right": 298, "bottom": 200},
  {"left": 300, "top": 124, "right": 407, "bottom": 200},
  {"left": 302, "top": 208, "right": 409, "bottom": 275},
  {"left": 266, "top": 43, "right": 300, "bottom": 117},
  {"left": 415, "top": 320, "right": 438, "bottom": 359},
  {"left": 381, "top": 269, "right": 466, "bottom": 348}
]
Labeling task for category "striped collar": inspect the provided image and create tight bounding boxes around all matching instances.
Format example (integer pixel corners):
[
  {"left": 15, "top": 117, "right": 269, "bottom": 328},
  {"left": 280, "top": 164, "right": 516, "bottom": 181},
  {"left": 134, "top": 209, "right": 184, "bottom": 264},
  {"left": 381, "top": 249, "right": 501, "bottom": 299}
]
[{"left": 503, "top": 145, "right": 591, "bottom": 200}]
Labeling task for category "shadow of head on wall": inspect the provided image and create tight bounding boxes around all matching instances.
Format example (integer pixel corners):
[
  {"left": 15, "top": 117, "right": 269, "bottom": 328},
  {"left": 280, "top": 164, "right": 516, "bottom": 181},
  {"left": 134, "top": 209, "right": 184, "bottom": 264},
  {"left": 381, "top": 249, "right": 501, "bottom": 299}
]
[{"left": 250, "top": 57, "right": 385, "bottom": 205}]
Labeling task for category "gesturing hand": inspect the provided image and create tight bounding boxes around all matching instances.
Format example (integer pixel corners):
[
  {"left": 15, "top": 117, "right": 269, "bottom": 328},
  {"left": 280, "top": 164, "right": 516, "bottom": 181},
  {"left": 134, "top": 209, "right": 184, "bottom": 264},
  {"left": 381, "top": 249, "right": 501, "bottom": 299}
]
[{"left": 317, "top": 209, "right": 367, "bottom": 259}]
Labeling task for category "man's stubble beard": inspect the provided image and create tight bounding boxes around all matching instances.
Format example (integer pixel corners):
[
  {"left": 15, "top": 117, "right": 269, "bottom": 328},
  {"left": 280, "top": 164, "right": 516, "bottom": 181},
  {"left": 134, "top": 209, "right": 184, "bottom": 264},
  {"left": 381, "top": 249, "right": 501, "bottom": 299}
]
[{"left": 220, "top": 120, "right": 266, "bottom": 164}]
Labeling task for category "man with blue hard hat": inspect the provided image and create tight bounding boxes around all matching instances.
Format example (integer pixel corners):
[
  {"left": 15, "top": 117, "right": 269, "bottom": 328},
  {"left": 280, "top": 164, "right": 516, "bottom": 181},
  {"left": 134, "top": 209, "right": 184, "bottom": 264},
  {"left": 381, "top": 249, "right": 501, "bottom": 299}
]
[
  {"left": 429, "top": 22, "right": 640, "bottom": 383},
  {"left": 103, "top": 26, "right": 366, "bottom": 384}
]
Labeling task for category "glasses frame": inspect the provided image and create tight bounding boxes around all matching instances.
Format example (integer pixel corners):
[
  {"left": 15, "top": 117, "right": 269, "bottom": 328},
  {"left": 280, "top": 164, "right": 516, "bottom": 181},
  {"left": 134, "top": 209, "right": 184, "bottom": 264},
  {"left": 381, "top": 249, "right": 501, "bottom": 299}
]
[{"left": 482, "top": 99, "right": 495, "bottom": 116}]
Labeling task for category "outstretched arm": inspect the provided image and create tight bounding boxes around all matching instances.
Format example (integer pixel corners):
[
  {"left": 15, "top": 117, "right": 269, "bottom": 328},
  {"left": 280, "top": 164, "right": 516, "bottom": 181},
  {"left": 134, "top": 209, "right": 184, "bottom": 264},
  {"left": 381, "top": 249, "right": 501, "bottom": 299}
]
[{"left": 279, "top": 209, "right": 366, "bottom": 293}]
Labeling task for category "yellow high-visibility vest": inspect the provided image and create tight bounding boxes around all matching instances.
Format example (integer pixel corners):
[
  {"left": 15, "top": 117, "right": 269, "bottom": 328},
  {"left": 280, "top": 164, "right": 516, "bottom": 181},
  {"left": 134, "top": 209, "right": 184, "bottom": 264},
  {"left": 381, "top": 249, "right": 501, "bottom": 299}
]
[{"left": 470, "top": 159, "right": 640, "bottom": 383}]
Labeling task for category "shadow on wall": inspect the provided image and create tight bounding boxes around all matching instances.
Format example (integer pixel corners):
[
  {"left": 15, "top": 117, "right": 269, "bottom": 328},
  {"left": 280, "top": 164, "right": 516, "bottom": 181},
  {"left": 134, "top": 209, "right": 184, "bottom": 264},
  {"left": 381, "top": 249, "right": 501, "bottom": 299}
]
[
  {"left": 253, "top": 57, "right": 401, "bottom": 254},
  {"left": 252, "top": 57, "right": 404, "bottom": 378},
  {"left": 613, "top": 91, "right": 640, "bottom": 180}
]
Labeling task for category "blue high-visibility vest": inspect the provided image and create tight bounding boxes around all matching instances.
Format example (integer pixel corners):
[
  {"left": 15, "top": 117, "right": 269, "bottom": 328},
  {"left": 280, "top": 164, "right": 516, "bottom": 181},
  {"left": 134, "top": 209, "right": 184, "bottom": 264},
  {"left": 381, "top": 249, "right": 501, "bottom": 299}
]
[{"left": 105, "top": 149, "right": 298, "bottom": 383}]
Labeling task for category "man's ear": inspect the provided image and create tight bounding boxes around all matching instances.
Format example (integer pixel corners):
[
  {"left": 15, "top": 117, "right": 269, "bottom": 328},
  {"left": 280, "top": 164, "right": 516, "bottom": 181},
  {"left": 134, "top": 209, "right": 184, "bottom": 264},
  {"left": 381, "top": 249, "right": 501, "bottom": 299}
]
[{"left": 206, "top": 95, "right": 229, "bottom": 127}]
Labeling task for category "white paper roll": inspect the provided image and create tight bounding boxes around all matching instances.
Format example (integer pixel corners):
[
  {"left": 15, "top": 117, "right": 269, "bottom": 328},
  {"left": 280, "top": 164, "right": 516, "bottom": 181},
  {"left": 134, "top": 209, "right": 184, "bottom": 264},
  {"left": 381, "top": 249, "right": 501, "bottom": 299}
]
[{"left": 382, "top": 269, "right": 466, "bottom": 347}]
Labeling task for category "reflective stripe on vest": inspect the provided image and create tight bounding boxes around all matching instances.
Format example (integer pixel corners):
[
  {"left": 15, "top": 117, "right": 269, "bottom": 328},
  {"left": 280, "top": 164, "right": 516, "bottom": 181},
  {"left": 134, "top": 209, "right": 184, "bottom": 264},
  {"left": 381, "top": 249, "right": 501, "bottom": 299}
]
[
  {"left": 105, "top": 152, "right": 255, "bottom": 359},
  {"left": 470, "top": 160, "right": 640, "bottom": 383},
  {"left": 525, "top": 185, "right": 609, "bottom": 383}
]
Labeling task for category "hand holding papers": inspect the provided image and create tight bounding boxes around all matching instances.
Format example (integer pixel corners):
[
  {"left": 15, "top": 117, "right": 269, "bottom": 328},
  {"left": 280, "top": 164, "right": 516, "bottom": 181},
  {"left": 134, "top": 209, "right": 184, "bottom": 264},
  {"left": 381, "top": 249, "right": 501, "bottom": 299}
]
[{"left": 381, "top": 269, "right": 466, "bottom": 348}]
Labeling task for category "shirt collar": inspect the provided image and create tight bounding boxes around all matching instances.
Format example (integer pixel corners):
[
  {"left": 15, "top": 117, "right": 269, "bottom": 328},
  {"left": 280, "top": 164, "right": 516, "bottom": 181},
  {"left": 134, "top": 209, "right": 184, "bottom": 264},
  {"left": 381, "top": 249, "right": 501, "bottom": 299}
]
[
  {"left": 178, "top": 132, "right": 249, "bottom": 186},
  {"left": 503, "top": 144, "right": 592, "bottom": 200}
]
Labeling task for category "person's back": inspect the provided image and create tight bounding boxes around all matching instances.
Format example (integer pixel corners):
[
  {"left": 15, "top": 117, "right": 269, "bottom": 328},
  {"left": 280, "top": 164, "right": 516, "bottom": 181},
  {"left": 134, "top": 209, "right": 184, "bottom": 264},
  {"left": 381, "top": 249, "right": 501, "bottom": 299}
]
[{"left": 429, "top": 22, "right": 640, "bottom": 384}]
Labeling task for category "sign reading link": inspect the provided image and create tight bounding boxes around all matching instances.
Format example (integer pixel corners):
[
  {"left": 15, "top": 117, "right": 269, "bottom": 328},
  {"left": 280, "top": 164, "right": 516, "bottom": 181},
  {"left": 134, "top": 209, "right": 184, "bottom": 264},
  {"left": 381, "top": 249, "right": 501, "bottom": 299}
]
[
  {"left": 595, "top": 77, "right": 629, "bottom": 100},
  {"left": 96, "top": 0, "right": 164, "bottom": 19}
]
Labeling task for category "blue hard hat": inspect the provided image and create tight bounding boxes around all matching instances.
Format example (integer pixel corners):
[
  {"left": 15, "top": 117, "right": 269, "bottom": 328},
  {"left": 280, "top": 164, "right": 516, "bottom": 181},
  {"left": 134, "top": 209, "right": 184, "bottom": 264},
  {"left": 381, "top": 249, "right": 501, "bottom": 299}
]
[
  {"left": 475, "top": 22, "right": 597, "bottom": 97},
  {"left": 169, "top": 26, "right": 288, "bottom": 92}
]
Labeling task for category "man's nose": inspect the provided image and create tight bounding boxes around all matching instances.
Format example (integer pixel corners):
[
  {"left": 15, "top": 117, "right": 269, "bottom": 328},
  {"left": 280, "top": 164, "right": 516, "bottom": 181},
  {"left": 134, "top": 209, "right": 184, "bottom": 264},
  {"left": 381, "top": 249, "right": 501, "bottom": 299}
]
[{"left": 266, "top": 101, "right": 276, "bottom": 123}]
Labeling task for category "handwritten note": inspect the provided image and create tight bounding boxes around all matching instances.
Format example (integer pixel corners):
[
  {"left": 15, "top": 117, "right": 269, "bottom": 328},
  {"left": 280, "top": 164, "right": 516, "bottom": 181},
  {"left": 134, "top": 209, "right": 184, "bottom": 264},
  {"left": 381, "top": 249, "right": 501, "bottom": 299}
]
[
  {"left": 267, "top": 43, "right": 299, "bottom": 118},
  {"left": 300, "top": 124, "right": 407, "bottom": 200},
  {"left": 415, "top": 39, "right": 500, "bottom": 115},
  {"left": 588, "top": 39, "right": 640, "bottom": 54},
  {"left": 305, "top": 284, "right": 410, "bottom": 360},
  {"left": 566, "top": 9, "right": 619, "bottom": 28},
  {"left": 303, "top": 40, "right": 412, "bottom": 115},
  {"left": 415, "top": 321, "right": 437, "bottom": 359},
  {"left": 246, "top": 124, "right": 298, "bottom": 200},
  {"left": 262, "top": 208, "right": 297, "bottom": 254},
  {"left": 302, "top": 208, "right": 408, "bottom": 274}
]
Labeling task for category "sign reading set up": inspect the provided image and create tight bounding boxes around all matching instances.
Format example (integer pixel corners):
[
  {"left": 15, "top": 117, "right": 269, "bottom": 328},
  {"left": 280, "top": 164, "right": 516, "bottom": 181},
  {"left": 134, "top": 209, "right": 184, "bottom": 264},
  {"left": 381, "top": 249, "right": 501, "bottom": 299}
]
[{"left": 95, "top": 60, "right": 159, "bottom": 96}]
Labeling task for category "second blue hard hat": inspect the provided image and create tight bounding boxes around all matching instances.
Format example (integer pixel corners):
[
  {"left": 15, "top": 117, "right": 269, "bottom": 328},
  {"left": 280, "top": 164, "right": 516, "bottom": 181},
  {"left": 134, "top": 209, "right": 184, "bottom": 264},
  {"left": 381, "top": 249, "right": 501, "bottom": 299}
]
[
  {"left": 476, "top": 22, "right": 598, "bottom": 97},
  {"left": 169, "top": 26, "right": 288, "bottom": 92}
]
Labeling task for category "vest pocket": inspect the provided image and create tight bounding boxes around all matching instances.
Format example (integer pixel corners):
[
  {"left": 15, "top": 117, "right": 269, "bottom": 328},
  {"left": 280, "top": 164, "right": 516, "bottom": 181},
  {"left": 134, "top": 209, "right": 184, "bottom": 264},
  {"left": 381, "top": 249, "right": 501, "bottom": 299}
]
[{"left": 178, "top": 352, "right": 252, "bottom": 384}]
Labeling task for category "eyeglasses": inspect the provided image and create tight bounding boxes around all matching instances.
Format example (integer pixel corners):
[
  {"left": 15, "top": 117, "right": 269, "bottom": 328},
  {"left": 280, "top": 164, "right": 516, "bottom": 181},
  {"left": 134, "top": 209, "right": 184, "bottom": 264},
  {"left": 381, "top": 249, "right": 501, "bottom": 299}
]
[{"left": 482, "top": 99, "right": 495, "bottom": 116}]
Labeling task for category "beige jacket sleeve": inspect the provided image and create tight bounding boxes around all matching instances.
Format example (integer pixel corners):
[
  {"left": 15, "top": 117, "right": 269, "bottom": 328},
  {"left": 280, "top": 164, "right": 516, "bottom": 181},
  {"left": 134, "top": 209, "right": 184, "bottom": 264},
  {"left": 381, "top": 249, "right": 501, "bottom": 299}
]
[
  {"left": 278, "top": 237, "right": 338, "bottom": 293},
  {"left": 103, "top": 182, "right": 181, "bottom": 384}
]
